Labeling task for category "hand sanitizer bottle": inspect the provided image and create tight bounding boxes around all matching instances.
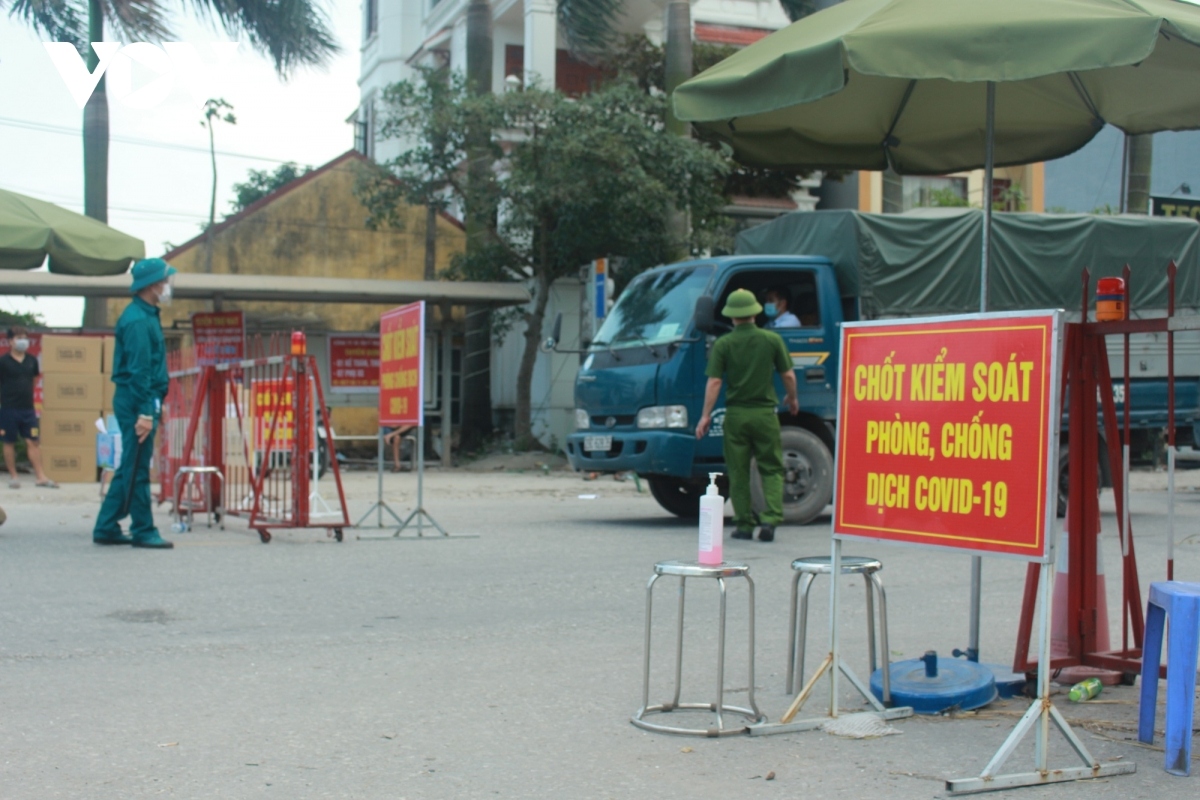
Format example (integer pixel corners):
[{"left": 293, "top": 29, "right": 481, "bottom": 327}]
[{"left": 698, "top": 472, "right": 724, "bottom": 565}]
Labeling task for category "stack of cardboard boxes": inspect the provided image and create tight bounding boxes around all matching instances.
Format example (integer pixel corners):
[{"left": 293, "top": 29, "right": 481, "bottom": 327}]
[{"left": 38, "top": 335, "right": 110, "bottom": 483}]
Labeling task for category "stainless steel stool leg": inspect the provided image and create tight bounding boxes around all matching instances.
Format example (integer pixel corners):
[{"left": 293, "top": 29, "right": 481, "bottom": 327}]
[
  {"left": 864, "top": 572, "right": 877, "bottom": 674},
  {"left": 746, "top": 574, "right": 761, "bottom": 720},
  {"left": 868, "top": 571, "right": 891, "bottom": 705},
  {"left": 796, "top": 572, "right": 816, "bottom": 691},
  {"left": 639, "top": 573, "right": 660, "bottom": 718},
  {"left": 787, "top": 569, "right": 802, "bottom": 695},
  {"left": 672, "top": 577, "right": 686, "bottom": 710},
  {"left": 714, "top": 576, "right": 727, "bottom": 734}
]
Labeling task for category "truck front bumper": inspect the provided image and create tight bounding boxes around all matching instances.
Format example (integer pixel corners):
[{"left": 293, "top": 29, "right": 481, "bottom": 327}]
[{"left": 565, "top": 430, "right": 698, "bottom": 479}]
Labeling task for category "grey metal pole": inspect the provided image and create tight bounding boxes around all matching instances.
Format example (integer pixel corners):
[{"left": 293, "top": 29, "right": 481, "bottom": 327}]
[
  {"left": 969, "top": 82, "right": 998, "bottom": 671},
  {"left": 968, "top": 81, "right": 996, "bottom": 665},
  {"left": 441, "top": 304, "right": 453, "bottom": 468},
  {"left": 377, "top": 426, "right": 384, "bottom": 527},
  {"left": 981, "top": 81, "right": 995, "bottom": 312},
  {"left": 417, "top": 424, "right": 425, "bottom": 537}
]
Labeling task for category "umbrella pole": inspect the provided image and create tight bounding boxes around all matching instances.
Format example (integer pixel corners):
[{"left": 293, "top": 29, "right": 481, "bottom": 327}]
[{"left": 966, "top": 82, "right": 996, "bottom": 666}]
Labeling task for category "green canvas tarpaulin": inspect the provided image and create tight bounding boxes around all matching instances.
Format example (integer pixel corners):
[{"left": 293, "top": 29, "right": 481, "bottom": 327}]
[{"left": 734, "top": 208, "right": 1200, "bottom": 318}]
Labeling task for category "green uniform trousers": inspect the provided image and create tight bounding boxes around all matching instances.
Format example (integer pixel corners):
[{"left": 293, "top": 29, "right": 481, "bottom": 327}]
[
  {"left": 93, "top": 388, "right": 160, "bottom": 542},
  {"left": 723, "top": 406, "right": 784, "bottom": 530}
]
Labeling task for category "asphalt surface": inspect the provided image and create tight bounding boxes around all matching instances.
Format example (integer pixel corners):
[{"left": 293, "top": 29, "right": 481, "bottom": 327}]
[{"left": 0, "top": 466, "right": 1196, "bottom": 798}]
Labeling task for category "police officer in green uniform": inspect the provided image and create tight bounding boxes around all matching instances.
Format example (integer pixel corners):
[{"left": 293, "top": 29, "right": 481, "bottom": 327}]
[
  {"left": 695, "top": 289, "right": 799, "bottom": 542},
  {"left": 92, "top": 258, "right": 176, "bottom": 548}
]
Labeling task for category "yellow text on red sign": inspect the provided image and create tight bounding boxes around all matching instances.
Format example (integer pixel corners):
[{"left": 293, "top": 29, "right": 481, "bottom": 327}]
[{"left": 834, "top": 313, "right": 1059, "bottom": 561}]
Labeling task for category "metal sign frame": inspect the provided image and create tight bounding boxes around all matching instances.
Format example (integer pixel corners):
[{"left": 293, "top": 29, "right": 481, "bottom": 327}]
[{"left": 359, "top": 302, "right": 447, "bottom": 538}]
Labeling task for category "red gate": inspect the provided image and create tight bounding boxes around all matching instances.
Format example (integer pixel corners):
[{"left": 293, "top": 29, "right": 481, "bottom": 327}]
[{"left": 162, "top": 344, "right": 350, "bottom": 543}]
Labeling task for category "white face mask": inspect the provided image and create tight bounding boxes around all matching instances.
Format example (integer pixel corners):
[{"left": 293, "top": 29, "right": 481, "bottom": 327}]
[
  {"left": 157, "top": 283, "right": 173, "bottom": 306},
  {"left": 12, "top": 338, "right": 29, "bottom": 353}
]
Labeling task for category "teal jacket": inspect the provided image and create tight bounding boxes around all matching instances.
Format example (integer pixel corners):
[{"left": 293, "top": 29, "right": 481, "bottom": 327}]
[{"left": 111, "top": 296, "right": 169, "bottom": 420}]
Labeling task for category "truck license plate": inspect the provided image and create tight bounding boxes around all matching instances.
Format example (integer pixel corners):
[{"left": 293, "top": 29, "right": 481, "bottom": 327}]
[{"left": 584, "top": 435, "right": 612, "bottom": 453}]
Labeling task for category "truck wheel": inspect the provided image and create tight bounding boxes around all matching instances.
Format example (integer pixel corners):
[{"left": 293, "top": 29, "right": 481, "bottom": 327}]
[
  {"left": 751, "top": 427, "right": 833, "bottom": 525},
  {"left": 648, "top": 476, "right": 728, "bottom": 519}
]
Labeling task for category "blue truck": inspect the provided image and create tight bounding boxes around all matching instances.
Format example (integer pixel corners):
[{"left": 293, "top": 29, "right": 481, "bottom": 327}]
[{"left": 561, "top": 209, "right": 1200, "bottom": 523}]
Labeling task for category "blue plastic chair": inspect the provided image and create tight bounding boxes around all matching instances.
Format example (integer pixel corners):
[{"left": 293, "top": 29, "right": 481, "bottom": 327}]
[{"left": 1139, "top": 581, "right": 1200, "bottom": 777}]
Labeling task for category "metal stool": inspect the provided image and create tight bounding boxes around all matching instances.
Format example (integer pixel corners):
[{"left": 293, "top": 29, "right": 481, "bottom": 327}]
[
  {"left": 173, "top": 466, "right": 225, "bottom": 531},
  {"left": 787, "top": 555, "right": 891, "bottom": 704},
  {"left": 633, "top": 561, "right": 765, "bottom": 737}
]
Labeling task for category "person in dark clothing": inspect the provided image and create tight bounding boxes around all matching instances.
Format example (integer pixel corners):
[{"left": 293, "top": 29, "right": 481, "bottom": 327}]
[
  {"left": 92, "top": 258, "right": 175, "bottom": 548},
  {"left": 0, "top": 326, "right": 57, "bottom": 489}
]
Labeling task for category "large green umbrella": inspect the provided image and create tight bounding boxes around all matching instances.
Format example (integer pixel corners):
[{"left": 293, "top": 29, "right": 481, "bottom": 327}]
[
  {"left": 0, "top": 188, "right": 144, "bottom": 275},
  {"left": 674, "top": 0, "right": 1200, "bottom": 307}
]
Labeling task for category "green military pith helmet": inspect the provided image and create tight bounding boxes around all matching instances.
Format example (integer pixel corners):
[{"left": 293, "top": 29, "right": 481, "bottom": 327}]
[{"left": 722, "top": 288, "right": 763, "bottom": 318}]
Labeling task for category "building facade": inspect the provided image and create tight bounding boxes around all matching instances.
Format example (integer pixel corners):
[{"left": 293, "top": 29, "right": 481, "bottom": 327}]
[{"left": 357, "top": 0, "right": 792, "bottom": 163}]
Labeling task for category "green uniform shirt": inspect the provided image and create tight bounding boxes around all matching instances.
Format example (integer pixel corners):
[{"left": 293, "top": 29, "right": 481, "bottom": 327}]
[
  {"left": 111, "top": 296, "right": 169, "bottom": 420},
  {"left": 705, "top": 322, "right": 792, "bottom": 408}
]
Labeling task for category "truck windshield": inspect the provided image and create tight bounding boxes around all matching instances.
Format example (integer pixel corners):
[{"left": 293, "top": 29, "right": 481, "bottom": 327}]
[{"left": 593, "top": 265, "right": 713, "bottom": 350}]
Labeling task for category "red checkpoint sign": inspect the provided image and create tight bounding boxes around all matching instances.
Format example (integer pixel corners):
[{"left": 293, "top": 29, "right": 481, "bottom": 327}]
[
  {"left": 328, "top": 334, "right": 379, "bottom": 392},
  {"left": 834, "top": 312, "right": 1061, "bottom": 562},
  {"left": 379, "top": 302, "right": 424, "bottom": 427},
  {"left": 192, "top": 311, "right": 245, "bottom": 366}
]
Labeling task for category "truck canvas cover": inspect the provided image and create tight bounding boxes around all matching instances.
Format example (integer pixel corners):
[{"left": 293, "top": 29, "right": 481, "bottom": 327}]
[{"left": 735, "top": 208, "right": 1200, "bottom": 318}]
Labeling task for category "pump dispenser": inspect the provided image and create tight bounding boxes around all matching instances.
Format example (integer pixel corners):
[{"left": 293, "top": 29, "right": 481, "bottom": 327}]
[{"left": 698, "top": 472, "right": 724, "bottom": 565}]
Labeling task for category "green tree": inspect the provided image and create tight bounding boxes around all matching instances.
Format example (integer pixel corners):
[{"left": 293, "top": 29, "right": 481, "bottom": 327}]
[
  {"left": 365, "top": 77, "right": 728, "bottom": 445},
  {"left": 202, "top": 98, "right": 235, "bottom": 274},
  {"left": 459, "top": 81, "right": 727, "bottom": 445},
  {"left": 228, "top": 162, "right": 314, "bottom": 216},
  {"left": 5, "top": 0, "right": 338, "bottom": 321},
  {"left": 0, "top": 311, "right": 46, "bottom": 330},
  {"left": 359, "top": 67, "right": 468, "bottom": 281}
]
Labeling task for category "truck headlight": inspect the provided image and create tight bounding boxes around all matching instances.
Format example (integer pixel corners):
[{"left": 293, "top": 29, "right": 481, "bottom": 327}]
[
  {"left": 637, "top": 405, "right": 688, "bottom": 429},
  {"left": 575, "top": 409, "right": 590, "bottom": 430}
]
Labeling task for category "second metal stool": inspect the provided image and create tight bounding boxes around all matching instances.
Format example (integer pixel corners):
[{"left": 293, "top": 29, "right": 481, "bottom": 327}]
[
  {"left": 173, "top": 466, "right": 225, "bottom": 532},
  {"left": 633, "top": 560, "right": 765, "bottom": 736},
  {"left": 787, "top": 555, "right": 891, "bottom": 704}
]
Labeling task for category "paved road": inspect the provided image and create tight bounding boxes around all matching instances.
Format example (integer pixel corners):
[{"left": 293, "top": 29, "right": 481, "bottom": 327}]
[{"left": 0, "top": 468, "right": 1195, "bottom": 798}]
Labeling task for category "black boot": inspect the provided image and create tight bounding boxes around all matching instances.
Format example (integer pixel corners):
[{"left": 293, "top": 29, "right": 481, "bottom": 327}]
[{"left": 757, "top": 525, "right": 775, "bottom": 542}]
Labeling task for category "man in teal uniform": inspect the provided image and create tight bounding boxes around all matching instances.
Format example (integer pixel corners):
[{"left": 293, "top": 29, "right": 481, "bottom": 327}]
[
  {"left": 93, "top": 258, "right": 176, "bottom": 548},
  {"left": 695, "top": 289, "right": 799, "bottom": 542}
]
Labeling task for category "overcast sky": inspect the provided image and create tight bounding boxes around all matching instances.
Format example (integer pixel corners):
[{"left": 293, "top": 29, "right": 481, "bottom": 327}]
[{"left": 0, "top": 2, "right": 364, "bottom": 326}]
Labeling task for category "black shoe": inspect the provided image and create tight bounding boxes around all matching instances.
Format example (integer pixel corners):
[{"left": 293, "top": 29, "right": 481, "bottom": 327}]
[
  {"left": 731, "top": 528, "right": 754, "bottom": 540},
  {"left": 757, "top": 525, "right": 775, "bottom": 542},
  {"left": 93, "top": 534, "right": 133, "bottom": 545}
]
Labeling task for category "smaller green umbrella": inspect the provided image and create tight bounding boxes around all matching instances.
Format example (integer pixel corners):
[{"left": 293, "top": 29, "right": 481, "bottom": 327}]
[{"left": 0, "top": 188, "right": 145, "bottom": 275}]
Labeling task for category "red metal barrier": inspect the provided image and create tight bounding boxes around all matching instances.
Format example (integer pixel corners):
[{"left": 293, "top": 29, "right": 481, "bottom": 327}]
[
  {"left": 163, "top": 346, "right": 350, "bottom": 543},
  {"left": 1012, "top": 265, "right": 1180, "bottom": 678}
]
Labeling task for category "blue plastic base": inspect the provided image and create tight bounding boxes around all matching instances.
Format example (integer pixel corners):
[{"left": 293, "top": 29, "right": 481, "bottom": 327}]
[
  {"left": 871, "top": 657, "right": 998, "bottom": 714},
  {"left": 979, "top": 662, "right": 1028, "bottom": 699}
]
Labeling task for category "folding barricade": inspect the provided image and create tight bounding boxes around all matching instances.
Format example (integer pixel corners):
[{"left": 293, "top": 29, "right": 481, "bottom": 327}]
[{"left": 162, "top": 348, "right": 350, "bottom": 543}]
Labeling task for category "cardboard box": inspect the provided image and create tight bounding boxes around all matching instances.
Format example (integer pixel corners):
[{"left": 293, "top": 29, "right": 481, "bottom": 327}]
[
  {"left": 102, "top": 377, "right": 115, "bottom": 412},
  {"left": 38, "top": 410, "right": 100, "bottom": 448},
  {"left": 39, "top": 335, "right": 103, "bottom": 374},
  {"left": 41, "top": 373, "right": 105, "bottom": 411},
  {"left": 42, "top": 446, "right": 97, "bottom": 483},
  {"left": 101, "top": 336, "right": 117, "bottom": 374}
]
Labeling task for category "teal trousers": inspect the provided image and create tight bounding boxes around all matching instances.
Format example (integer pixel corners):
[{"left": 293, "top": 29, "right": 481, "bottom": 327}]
[
  {"left": 93, "top": 388, "right": 160, "bottom": 542},
  {"left": 723, "top": 406, "right": 783, "bottom": 530}
]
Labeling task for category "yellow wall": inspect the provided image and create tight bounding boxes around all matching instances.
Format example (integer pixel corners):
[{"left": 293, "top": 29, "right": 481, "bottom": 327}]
[
  {"left": 107, "top": 153, "right": 466, "bottom": 437},
  {"left": 108, "top": 154, "right": 466, "bottom": 332}
]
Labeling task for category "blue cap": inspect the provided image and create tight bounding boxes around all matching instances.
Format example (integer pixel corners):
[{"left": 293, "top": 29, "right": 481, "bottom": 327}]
[{"left": 130, "top": 258, "right": 177, "bottom": 294}]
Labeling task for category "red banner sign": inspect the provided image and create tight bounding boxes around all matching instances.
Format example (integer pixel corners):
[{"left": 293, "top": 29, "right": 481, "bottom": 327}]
[
  {"left": 834, "top": 312, "right": 1061, "bottom": 561},
  {"left": 379, "top": 302, "right": 424, "bottom": 427},
  {"left": 193, "top": 312, "right": 245, "bottom": 366},
  {"left": 328, "top": 334, "right": 379, "bottom": 392}
]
